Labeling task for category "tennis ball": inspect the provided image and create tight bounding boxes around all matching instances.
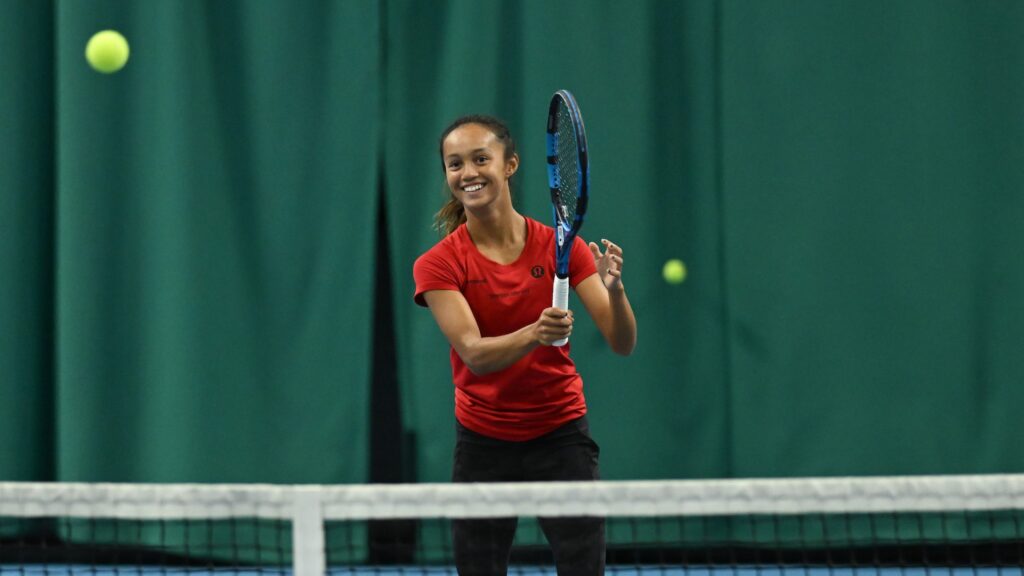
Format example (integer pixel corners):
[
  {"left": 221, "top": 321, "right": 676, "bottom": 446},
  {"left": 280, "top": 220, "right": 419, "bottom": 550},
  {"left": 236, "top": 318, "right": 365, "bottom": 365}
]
[
  {"left": 663, "top": 259, "right": 686, "bottom": 284},
  {"left": 85, "top": 30, "right": 130, "bottom": 74}
]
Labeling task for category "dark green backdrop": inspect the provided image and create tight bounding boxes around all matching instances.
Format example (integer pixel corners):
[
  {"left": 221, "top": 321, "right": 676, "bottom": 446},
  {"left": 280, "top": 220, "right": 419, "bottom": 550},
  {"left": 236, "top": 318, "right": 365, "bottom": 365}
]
[{"left": 2, "top": 0, "right": 1022, "bottom": 484}]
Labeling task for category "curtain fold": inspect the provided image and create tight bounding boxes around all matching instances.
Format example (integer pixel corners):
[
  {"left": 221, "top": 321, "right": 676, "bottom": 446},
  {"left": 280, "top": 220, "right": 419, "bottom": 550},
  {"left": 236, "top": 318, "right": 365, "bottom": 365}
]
[
  {"left": 0, "top": 0, "right": 57, "bottom": 481},
  {"left": 48, "top": 0, "right": 381, "bottom": 483},
  {"left": 720, "top": 0, "right": 1024, "bottom": 476},
  {"left": 2, "top": 0, "right": 1022, "bottom": 483}
]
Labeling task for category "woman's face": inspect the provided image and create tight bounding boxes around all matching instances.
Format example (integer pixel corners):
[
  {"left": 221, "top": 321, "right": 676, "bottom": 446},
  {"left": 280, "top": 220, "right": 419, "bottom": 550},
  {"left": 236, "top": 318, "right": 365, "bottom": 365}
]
[{"left": 442, "top": 123, "right": 518, "bottom": 211}]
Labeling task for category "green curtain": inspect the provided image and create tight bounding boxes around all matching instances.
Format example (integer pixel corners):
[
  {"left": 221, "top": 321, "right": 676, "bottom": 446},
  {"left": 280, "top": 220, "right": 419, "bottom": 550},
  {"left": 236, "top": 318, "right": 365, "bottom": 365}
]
[
  {"left": 1, "top": 0, "right": 56, "bottom": 481},
  {"left": 2, "top": 0, "right": 381, "bottom": 483},
  {"left": 720, "top": 1, "right": 1024, "bottom": 476},
  {"left": 2, "top": 0, "right": 1023, "bottom": 484},
  {"left": 386, "top": 0, "right": 1024, "bottom": 481}
]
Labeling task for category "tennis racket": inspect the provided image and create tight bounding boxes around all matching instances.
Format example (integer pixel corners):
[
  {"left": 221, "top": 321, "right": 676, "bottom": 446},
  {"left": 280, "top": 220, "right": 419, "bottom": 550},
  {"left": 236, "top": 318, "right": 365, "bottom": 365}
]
[{"left": 546, "top": 90, "right": 590, "bottom": 347}]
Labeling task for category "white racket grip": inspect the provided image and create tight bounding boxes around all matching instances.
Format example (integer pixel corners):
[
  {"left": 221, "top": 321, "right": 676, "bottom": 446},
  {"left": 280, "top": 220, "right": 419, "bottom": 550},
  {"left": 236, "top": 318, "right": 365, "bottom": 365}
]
[{"left": 551, "top": 276, "right": 570, "bottom": 347}]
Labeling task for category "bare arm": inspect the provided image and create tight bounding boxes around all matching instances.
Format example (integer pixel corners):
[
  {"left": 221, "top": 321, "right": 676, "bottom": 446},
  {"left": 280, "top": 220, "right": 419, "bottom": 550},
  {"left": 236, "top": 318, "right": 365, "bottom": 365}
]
[
  {"left": 422, "top": 290, "right": 575, "bottom": 375},
  {"left": 576, "top": 239, "right": 637, "bottom": 355}
]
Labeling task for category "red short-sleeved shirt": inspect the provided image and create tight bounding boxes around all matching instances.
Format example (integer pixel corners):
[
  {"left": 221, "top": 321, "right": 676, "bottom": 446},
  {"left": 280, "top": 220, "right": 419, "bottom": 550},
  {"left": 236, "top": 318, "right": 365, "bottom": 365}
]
[{"left": 413, "top": 217, "right": 598, "bottom": 441}]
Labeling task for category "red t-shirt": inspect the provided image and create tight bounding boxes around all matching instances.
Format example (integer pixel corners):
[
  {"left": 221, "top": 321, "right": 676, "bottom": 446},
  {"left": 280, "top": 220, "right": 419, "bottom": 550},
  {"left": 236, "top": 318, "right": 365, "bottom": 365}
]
[{"left": 413, "top": 217, "right": 598, "bottom": 441}]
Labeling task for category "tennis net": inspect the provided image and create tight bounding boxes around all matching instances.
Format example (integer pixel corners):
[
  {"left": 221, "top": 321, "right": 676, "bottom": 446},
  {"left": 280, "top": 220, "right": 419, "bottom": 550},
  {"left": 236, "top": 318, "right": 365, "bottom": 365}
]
[{"left": 2, "top": 475, "right": 1024, "bottom": 574}]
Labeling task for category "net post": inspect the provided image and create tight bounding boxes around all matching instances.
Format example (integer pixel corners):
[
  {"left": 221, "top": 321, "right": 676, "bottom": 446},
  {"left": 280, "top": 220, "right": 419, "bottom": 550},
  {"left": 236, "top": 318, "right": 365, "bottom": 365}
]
[{"left": 292, "top": 487, "right": 325, "bottom": 576}]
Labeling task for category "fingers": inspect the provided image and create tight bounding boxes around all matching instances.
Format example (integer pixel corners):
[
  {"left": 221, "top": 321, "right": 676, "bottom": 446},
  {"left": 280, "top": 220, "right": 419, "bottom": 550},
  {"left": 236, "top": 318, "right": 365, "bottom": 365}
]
[
  {"left": 591, "top": 238, "right": 626, "bottom": 289},
  {"left": 543, "top": 307, "right": 573, "bottom": 325},
  {"left": 600, "top": 239, "right": 624, "bottom": 270},
  {"left": 601, "top": 239, "right": 623, "bottom": 257},
  {"left": 537, "top": 307, "right": 574, "bottom": 345}
]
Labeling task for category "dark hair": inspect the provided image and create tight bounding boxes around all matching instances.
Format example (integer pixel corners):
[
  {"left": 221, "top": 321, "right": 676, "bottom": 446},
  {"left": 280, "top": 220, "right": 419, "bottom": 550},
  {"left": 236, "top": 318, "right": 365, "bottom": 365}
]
[{"left": 434, "top": 115, "right": 518, "bottom": 236}]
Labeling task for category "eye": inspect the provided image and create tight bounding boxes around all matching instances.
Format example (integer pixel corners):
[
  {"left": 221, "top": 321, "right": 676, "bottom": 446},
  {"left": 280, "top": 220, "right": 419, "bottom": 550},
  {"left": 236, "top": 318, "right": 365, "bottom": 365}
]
[
  {"left": 475, "top": 155, "right": 489, "bottom": 164},
  {"left": 447, "top": 160, "right": 461, "bottom": 170}
]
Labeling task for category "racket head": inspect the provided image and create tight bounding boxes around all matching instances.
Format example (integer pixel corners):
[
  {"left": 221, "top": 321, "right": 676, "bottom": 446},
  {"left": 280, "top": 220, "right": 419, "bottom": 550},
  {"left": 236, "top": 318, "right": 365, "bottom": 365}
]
[{"left": 546, "top": 90, "right": 590, "bottom": 278}]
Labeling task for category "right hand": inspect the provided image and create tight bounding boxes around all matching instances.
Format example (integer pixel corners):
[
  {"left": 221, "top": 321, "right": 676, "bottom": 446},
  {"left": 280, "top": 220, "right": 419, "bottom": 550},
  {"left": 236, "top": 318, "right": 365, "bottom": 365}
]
[{"left": 534, "top": 307, "right": 574, "bottom": 346}]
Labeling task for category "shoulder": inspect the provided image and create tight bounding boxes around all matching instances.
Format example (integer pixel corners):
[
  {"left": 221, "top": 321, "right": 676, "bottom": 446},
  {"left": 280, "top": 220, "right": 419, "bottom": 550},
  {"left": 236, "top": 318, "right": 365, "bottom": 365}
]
[
  {"left": 413, "top": 226, "right": 469, "bottom": 306},
  {"left": 415, "top": 225, "right": 466, "bottom": 267},
  {"left": 526, "top": 217, "right": 554, "bottom": 245},
  {"left": 413, "top": 226, "right": 469, "bottom": 284}
]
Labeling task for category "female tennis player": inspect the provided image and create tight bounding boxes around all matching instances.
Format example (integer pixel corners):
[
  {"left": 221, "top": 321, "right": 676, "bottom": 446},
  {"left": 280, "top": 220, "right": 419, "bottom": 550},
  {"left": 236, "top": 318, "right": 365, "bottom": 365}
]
[{"left": 413, "top": 115, "right": 636, "bottom": 575}]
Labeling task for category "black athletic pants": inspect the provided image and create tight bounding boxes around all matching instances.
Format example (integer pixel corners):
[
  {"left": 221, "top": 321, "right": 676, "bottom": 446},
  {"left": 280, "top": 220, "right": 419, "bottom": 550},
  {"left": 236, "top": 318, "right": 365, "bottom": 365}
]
[{"left": 451, "top": 416, "right": 605, "bottom": 576}]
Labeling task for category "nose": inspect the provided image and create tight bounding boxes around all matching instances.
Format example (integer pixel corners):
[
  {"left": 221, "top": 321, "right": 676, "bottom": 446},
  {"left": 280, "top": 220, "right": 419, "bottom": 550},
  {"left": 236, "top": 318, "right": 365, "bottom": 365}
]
[{"left": 462, "top": 163, "right": 479, "bottom": 179}]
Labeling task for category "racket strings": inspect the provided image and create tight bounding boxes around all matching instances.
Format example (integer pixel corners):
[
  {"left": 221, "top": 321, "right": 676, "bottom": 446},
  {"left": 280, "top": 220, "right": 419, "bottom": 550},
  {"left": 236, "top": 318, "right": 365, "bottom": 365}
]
[{"left": 555, "top": 102, "right": 581, "bottom": 223}]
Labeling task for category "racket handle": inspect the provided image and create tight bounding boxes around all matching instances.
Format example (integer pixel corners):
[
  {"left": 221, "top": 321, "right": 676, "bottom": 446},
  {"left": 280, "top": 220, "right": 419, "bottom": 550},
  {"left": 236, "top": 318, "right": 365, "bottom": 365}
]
[{"left": 551, "top": 276, "right": 570, "bottom": 347}]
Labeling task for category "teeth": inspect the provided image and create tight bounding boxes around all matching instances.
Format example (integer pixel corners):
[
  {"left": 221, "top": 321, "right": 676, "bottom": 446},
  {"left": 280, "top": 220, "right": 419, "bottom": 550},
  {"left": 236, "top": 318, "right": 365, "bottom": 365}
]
[{"left": 464, "top": 184, "right": 483, "bottom": 192}]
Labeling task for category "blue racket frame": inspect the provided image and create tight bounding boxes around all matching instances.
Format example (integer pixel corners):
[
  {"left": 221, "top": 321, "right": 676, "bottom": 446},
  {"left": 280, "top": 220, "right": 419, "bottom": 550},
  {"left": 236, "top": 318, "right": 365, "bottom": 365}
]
[{"left": 546, "top": 89, "right": 590, "bottom": 280}]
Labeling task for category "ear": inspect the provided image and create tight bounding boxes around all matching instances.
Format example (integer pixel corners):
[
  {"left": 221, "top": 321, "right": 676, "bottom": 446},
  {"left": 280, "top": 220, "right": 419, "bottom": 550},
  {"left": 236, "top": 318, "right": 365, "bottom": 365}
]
[{"left": 505, "top": 154, "right": 520, "bottom": 178}]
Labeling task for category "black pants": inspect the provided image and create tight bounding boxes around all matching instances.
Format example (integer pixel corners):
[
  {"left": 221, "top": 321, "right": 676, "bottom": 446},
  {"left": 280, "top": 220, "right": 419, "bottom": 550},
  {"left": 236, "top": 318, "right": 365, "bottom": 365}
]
[{"left": 451, "top": 416, "right": 605, "bottom": 576}]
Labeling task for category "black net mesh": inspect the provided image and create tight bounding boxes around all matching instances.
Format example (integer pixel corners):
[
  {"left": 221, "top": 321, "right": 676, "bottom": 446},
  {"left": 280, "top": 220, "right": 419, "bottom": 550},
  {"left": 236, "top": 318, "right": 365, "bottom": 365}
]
[
  {"left": 3, "top": 479, "right": 1024, "bottom": 574},
  {"left": 0, "top": 516, "right": 291, "bottom": 573}
]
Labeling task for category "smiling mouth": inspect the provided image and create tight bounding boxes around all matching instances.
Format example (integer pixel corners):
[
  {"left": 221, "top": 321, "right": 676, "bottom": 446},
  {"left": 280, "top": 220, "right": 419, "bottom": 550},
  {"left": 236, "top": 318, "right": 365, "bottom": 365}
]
[{"left": 462, "top": 183, "right": 485, "bottom": 193}]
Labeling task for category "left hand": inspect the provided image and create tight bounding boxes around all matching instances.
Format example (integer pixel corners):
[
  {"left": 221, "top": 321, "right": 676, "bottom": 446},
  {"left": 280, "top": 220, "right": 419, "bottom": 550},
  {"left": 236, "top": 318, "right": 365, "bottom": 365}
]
[{"left": 588, "top": 239, "right": 624, "bottom": 291}]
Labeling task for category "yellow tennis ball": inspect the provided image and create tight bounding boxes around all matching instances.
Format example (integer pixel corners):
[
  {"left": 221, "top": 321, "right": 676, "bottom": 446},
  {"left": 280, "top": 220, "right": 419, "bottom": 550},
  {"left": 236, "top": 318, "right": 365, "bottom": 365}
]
[
  {"left": 85, "top": 30, "right": 130, "bottom": 74},
  {"left": 663, "top": 259, "right": 687, "bottom": 284}
]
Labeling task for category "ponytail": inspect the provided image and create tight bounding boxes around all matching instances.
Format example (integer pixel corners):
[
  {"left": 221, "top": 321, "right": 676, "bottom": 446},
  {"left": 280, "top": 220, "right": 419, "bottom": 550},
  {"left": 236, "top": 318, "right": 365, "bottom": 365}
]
[{"left": 433, "top": 192, "right": 467, "bottom": 236}]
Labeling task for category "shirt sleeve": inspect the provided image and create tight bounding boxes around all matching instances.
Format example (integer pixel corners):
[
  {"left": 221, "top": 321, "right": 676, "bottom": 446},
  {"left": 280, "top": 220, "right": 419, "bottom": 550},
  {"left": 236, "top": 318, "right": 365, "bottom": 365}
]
[
  {"left": 413, "top": 246, "right": 463, "bottom": 307},
  {"left": 569, "top": 235, "right": 598, "bottom": 288}
]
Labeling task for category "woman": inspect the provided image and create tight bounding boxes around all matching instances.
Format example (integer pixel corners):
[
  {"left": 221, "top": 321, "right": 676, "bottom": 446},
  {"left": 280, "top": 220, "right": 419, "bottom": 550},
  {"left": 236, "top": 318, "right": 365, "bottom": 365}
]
[{"left": 413, "top": 114, "right": 637, "bottom": 575}]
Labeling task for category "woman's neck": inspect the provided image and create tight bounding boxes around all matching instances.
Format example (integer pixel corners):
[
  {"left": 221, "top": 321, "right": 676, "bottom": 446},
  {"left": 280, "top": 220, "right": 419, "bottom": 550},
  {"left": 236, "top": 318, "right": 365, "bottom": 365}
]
[{"left": 465, "top": 205, "right": 525, "bottom": 249}]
